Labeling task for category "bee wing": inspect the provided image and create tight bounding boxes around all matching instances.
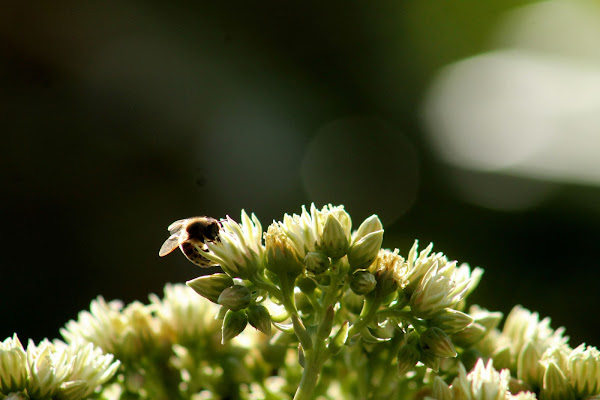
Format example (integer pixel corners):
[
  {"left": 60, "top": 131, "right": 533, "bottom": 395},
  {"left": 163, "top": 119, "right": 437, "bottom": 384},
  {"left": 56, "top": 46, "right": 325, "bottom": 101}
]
[
  {"left": 167, "top": 219, "right": 187, "bottom": 234},
  {"left": 159, "top": 234, "right": 180, "bottom": 257}
]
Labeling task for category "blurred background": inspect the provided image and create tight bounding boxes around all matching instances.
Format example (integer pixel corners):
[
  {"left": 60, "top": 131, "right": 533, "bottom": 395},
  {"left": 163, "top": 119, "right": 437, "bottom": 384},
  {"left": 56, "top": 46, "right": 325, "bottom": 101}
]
[{"left": 3, "top": 0, "right": 600, "bottom": 347}]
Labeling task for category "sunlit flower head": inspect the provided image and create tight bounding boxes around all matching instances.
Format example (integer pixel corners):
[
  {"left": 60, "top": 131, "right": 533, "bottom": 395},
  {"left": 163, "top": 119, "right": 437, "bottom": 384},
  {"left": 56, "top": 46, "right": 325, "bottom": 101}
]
[
  {"left": 24, "top": 338, "right": 119, "bottom": 400},
  {"left": 52, "top": 340, "right": 120, "bottom": 400},
  {"left": 61, "top": 297, "right": 161, "bottom": 361},
  {"left": 445, "top": 359, "right": 535, "bottom": 400},
  {"left": 369, "top": 248, "right": 406, "bottom": 298},
  {"left": 404, "top": 241, "right": 449, "bottom": 296},
  {"left": 276, "top": 204, "right": 351, "bottom": 260},
  {"left": 264, "top": 222, "right": 305, "bottom": 277},
  {"left": 149, "top": 283, "right": 222, "bottom": 347},
  {"left": 429, "top": 359, "right": 537, "bottom": 400},
  {"left": 409, "top": 256, "right": 481, "bottom": 319},
  {"left": 317, "top": 204, "right": 352, "bottom": 240},
  {"left": 501, "top": 306, "right": 568, "bottom": 371},
  {"left": 205, "top": 210, "right": 264, "bottom": 279},
  {"left": 61, "top": 297, "right": 127, "bottom": 356},
  {"left": 0, "top": 334, "right": 27, "bottom": 394},
  {"left": 567, "top": 344, "right": 600, "bottom": 398}
]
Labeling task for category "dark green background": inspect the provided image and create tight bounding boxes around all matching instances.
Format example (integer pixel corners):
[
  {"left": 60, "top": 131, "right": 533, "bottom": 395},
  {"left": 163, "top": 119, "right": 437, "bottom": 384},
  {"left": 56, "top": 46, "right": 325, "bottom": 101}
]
[{"left": 3, "top": 0, "right": 599, "bottom": 348}]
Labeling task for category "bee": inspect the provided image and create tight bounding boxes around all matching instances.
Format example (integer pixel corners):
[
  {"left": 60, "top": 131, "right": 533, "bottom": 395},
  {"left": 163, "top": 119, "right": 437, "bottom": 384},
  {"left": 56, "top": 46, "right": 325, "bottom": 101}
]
[{"left": 159, "top": 216, "right": 221, "bottom": 267}]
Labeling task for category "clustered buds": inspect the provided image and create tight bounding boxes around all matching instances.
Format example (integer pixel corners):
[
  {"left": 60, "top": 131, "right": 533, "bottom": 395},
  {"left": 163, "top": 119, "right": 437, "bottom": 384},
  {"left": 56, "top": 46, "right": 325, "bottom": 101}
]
[{"left": 151, "top": 204, "right": 600, "bottom": 400}]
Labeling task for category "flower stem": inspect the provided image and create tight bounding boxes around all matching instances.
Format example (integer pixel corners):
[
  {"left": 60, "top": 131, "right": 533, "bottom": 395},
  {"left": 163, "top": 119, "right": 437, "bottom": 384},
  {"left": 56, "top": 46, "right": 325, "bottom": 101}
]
[
  {"left": 293, "top": 349, "right": 324, "bottom": 400},
  {"left": 346, "top": 294, "right": 383, "bottom": 340},
  {"left": 293, "top": 259, "right": 345, "bottom": 399}
]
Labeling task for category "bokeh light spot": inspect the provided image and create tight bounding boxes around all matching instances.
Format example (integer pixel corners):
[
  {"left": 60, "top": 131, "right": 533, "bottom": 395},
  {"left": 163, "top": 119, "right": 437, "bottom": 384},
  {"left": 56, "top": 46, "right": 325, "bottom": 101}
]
[{"left": 301, "top": 116, "right": 418, "bottom": 225}]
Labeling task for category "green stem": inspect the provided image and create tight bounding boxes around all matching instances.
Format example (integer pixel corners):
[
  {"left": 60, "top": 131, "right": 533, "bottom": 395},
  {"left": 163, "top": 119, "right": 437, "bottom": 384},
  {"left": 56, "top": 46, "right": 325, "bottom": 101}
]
[
  {"left": 251, "top": 273, "right": 284, "bottom": 303},
  {"left": 305, "top": 290, "right": 323, "bottom": 314},
  {"left": 373, "top": 334, "right": 404, "bottom": 398},
  {"left": 293, "top": 349, "right": 326, "bottom": 400},
  {"left": 346, "top": 294, "right": 383, "bottom": 340},
  {"left": 293, "top": 259, "right": 344, "bottom": 400},
  {"left": 279, "top": 273, "right": 299, "bottom": 316}
]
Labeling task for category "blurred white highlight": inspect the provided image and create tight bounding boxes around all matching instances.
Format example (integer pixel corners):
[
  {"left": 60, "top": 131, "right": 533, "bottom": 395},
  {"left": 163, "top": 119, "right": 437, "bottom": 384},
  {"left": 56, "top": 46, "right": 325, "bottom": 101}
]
[{"left": 423, "top": 0, "right": 600, "bottom": 189}]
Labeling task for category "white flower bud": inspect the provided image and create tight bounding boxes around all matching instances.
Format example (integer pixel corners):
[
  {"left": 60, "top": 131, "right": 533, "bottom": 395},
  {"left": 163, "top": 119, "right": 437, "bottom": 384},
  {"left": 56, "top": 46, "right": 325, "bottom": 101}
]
[
  {"left": 353, "top": 215, "right": 383, "bottom": 240},
  {"left": 265, "top": 223, "right": 304, "bottom": 278},
  {"left": 541, "top": 361, "right": 574, "bottom": 400},
  {"left": 450, "top": 322, "right": 487, "bottom": 347},
  {"left": 518, "top": 342, "right": 544, "bottom": 386},
  {"left": 186, "top": 273, "right": 234, "bottom": 303},
  {"left": 567, "top": 344, "right": 600, "bottom": 398},
  {"left": 428, "top": 308, "right": 474, "bottom": 334},
  {"left": 319, "top": 214, "right": 350, "bottom": 259},
  {"left": 348, "top": 230, "right": 384, "bottom": 271},
  {"left": 0, "top": 335, "right": 27, "bottom": 394}
]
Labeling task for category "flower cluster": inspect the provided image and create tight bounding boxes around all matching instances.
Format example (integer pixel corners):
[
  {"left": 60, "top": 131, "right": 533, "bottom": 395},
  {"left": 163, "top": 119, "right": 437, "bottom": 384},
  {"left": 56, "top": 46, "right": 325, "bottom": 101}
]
[
  {"left": 160, "top": 204, "right": 491, "bottom": 399},
  {"left": 59, "top": 283, "right": 288, "bottom": 400},
  {"left": 0, "top": 334, "right": 119, "bottom": 400},
  {"left": 469, "top": 304, "right": 600, "bottom": 400},
  {"left": 7, "top": 203, "right": 593, "bottom": 400},
  {"left": 428, "top": 359, "right": 537, "bottom": 400}
]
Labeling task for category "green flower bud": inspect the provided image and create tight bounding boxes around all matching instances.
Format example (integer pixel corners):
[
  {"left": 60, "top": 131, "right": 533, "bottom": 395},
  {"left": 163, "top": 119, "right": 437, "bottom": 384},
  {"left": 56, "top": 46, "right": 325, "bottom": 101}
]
[
  {"left": 317, "top": 306, "right": 335, "bottom": 340},
  {"left": 450, "top": 322, "right": 487, "bottom": 347},
  {"left": 246, "top": 304, "right": 272, "bottom": 336},
  {"left": 298, "top": 344, "right": 305, "bottom": 368},
  {"left": 328, "top": 321, "right": 349, "bottom": 355},
  {"left": 373, "top": 267, "right": 399, "bottom": 299},
  {"left": 222, "top": 309, "right": 248, "bottom": 344},
  {"left": 319, "top": 214, "right": 350, "bottom": 259},
  {"left": 420, "top": 327, "right": 457, "bottom": 358},
  {"left": 348, "top": 230, "right": 384, "bottom": 271},
  {"left": 217, "top": 285, "right": 252, "bottom": 311},
  {"left": 296, "top": 276, "right": 317, "bottom": 294},
  {"left": 304, "top": 251, "right": 330, "bottom": 275},
  {"left": 349, "top": 269, "right": 377, "bottom": 295},
  {"left": 428, "top": 309, "right": 474, "bottom": 334},
  {"left": 542, "top": 361, "right": 574, "bottom": 400},
  {"left": 397, "top": 341, "right": 420, "bottom": 375},
  {"left": 186, "top": 273, "right": 234, "bottom": 303},
  {"left": 420, "top": 350, "right": 441, "bottom": 372}
]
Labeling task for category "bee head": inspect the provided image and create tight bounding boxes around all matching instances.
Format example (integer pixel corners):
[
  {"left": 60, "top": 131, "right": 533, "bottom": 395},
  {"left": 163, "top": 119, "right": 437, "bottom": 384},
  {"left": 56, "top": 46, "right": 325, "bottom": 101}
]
[
  {"left": 186, "top": 218, "right": 221, "bottom": 242},
  {"left": 203, "top": 219, "right": 221, "bottom": 241}
]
